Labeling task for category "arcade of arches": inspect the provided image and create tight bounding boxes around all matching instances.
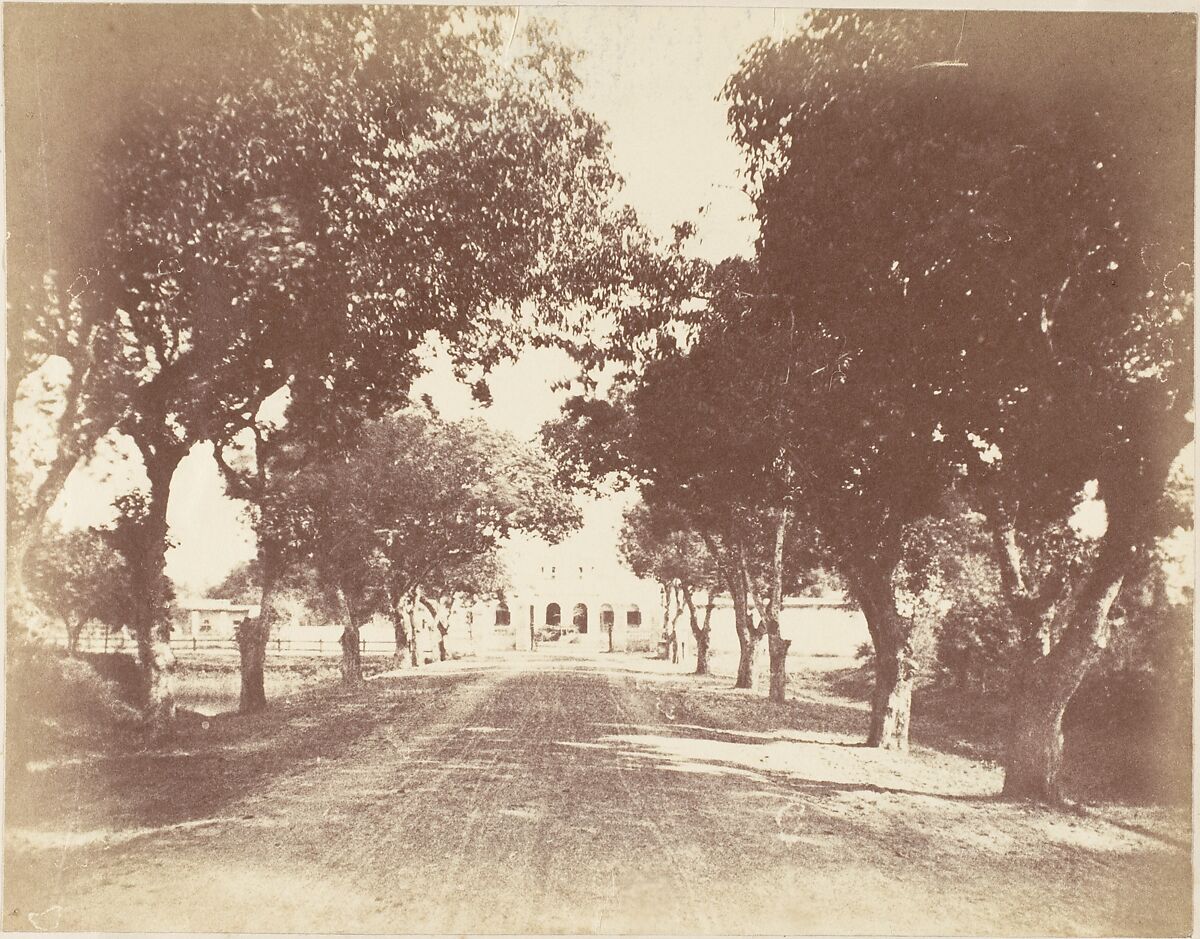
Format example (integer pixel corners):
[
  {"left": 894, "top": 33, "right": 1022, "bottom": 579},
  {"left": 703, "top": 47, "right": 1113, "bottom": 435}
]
[{"left": 495, "top": 600, "right": 642, "bottom": 635}]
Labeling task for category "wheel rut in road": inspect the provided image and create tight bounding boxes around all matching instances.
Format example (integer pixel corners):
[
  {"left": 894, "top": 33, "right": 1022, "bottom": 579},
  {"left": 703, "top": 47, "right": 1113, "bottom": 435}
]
[{"left": 7, "top": 653, "right": 1192, "bottom": 936}]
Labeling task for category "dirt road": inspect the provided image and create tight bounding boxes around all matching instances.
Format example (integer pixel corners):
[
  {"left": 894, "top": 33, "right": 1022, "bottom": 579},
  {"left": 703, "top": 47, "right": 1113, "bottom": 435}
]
[{"left": 5, "top": 652, "right": 1191, "bottom": 934}]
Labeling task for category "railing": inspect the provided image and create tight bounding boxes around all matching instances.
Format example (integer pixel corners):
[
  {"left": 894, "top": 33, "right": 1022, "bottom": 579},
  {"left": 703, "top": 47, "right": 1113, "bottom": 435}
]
[{"left": 66, "top": 634, "right": 410, "bottom": 657}]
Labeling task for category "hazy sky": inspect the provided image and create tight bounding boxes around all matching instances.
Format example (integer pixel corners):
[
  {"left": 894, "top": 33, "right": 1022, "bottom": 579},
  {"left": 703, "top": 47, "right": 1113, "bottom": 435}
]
[{"left": 47, "top": 7, "right": 790, "bottom": 594}]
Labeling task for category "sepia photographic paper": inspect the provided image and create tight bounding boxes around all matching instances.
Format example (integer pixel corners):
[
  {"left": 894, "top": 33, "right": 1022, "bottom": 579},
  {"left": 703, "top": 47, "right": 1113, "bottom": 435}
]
[{"left": 3, "top": 1, "right": 1195, "bottom": 935}]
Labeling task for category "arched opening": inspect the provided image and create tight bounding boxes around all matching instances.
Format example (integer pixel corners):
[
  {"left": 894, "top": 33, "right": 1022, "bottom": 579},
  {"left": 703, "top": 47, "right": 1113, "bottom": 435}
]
[
  {"left": 494, "top": 601, "right": 511, "bottom": 627},
  {"left": 627, "top": 605, "right": 642, "bottom": 627},
  {"left": 600, "top": 604, "right": 614, "bottom": 628},
  {"left": 545, "top": 603, "right": 561, "bottom": 627},
  {"left": 572, "top": 603, "right": 588, "bottom": 634}
]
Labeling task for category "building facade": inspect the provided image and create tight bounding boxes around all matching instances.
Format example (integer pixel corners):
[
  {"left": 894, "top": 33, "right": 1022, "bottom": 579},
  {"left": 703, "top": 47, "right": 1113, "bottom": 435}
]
[
  {"left": 171, "top": 599, "right": 261, "bottom": 638},
  {"left": 474, "top": 550, "right": 663, "bottom": 653}
]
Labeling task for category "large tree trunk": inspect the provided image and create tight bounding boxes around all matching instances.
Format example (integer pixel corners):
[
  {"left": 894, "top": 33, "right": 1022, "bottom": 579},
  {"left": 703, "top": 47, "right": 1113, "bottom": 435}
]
[
  {"left": 136, "top": 634, "right": 177, "bottom": 727},
  {"left": 766, "top": 628, "right": 791, "bottom": 704},
  {"left": 659, "top": 582, "right": 673, "bottom": 660},
  {"left": 336, "top": 585, "right": 365, "bottom": 684},
  {"left": 237, "top": 555, "right": 279, "bottom": 713},
  {"left": 392, "top": 615, "right": 408, "bottom": 662},
  {"left": 388, "top": 589, "right": 411, "bottom": 664},
  {"left": 763, "top": 507, "right": 792, "bottom": 704},
  {"left": 340, "top": 623, "right": 363, "bottom": 683},
  {"left": 731, "top": 573, "right": 761, "bottom": 690},
  {"left": 734, "top": 625, "right": 759, "bottom": 689},
  {"left": 700, "top": 527, "right": 763, "bottom": 690},
  {"left": 694, "top": 625, "right": 711, "bottom": 675},
  {"left": 420, "top": 594, "right": 453, "bottom": 662},
  {"left": 867, "top": 635, "right": 914, "bottom": 749},
  {"left": 983, "top": 490, "right": 1141, "bottom": 803},
  {"left": 65, "top": 619, "right": 82, "bottom": 655},
  {"left": 1001, "top": 555, "right": 1127, "bottom": 802},
  {"left": 669, "top": 585, "right": 685, "bottom": 663},
  {"left": 131, "top": 444, "right": 186, "bottom": 726},
  {"left": 682, "top": 589, "right": 714, "bottom": 676},
  {"left": 1003, "top": 674, "right": 1070, "bottom": 803},
  {"left": 846, "top": 554, "right": 915, "bottom": 750},
  {"left": 237, "top": 617, "right": 270, "bottom": 713},
  {"left": 407, "top": 593, "right": 421, "bottom": 667},
  {"left": 734, "top": 544, "right": 765, "bottom": 689}
]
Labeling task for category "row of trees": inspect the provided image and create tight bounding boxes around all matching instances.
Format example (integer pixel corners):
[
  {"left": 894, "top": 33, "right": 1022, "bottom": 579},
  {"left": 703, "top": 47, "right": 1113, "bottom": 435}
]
[
  {"left": 547, "top": 12, "right": 1194, "bottom": 803},
  {"left": 618, "top": 502, "right": 718, "bottom": 669},
  {"left": 9, "top": 9, "right": 1191, "bottom": 805},
  {"left": 17, "top": 404, "right": 576, "bottom": 710},
  {"left": 8, "top": 7, "right": 685, "bottom": 722},
  {"left": 235, "top": 407, "right": 578, "bottom": 701}
]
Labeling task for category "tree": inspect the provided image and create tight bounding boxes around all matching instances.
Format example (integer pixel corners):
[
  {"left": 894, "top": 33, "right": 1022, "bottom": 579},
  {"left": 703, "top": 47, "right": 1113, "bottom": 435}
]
[
  {"left": 7, "top": 7, "right": 299, "bottom": 720},
  {"left": 917, "top": 482, "right": 1193, "bottom": 800},
  {"left": 94, "top": 492, "right": 178, "bottom": 714},
  {"left": 6, "top": 276, "right": 133, "bottom": 624},
  {"left": 208, "top": 560, "right": 261, "bottom": 606},
  {"left": 635, "top": 342, "right": 862, "bottom": 703},
  {"left": 275, "top": 410, "right": 580, "bottom": 683},
  {"left": 724, "top": 12, "right": 1193, "bottom": 774},
  {"left": 261, "top": 450, "right": 386, "bottom": 686},
  {"left": 25, "top": 526, "right": 130, "bottom": 653},
  {"left": 4, "top": 6, "right": 252, "bottom": 623},
  {"left": 14, "top": 4, "right": 651, "bottom": 720},
  {"left": 215, "top": 400, "right": 336, "bottom": 710},
  {"left": 193, "top": 4, "right": 664, "bottom": 711},
  {"left": 545, "top": 334, "right": 807, "bottom": 699},
  {"left": 618, "top": 502, "right": 720, "bottom": 674},
  {"left": 418, "top": 553, "right": 509, "bottom": 663},
  {"left": 374, "top": 413, "right": 578, "bottom": 667},
  {"left": 207, "top": 552, "right": 339, "bottom": 710}
]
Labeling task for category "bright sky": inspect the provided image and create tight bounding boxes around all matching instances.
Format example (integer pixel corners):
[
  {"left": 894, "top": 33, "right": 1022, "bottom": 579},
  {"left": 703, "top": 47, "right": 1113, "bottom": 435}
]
[{"left": 45, "top": 7, "right": 790, "bottom": 595}]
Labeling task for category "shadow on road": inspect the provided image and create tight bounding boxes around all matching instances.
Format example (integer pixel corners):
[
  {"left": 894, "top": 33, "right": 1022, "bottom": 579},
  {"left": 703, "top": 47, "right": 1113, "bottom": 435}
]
[
  {"left": 5, "top": 670, "right": 478, "bottom": 833},
  {"left": 5, "top": 649, "right": 1191, "bottom": 937},
  {"left": 566, "top": 720, "right": 1004, "bottom": 801}
]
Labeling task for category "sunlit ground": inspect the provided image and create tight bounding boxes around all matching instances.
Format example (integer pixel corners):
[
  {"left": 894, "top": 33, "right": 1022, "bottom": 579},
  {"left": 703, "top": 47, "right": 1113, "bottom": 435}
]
[{"left": 6, "top": 650, "right": 1191, "bottom": 935}]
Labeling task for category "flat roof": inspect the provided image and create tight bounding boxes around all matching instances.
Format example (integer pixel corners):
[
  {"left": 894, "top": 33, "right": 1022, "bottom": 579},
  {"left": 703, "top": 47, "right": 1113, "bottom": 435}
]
[{"left": 175, "top": 599, "right": 260, "bottom": 612}]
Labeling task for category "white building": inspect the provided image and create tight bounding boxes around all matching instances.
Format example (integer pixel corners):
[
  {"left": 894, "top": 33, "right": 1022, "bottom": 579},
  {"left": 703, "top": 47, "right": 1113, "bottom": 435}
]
[
  {"left": 171, "top": 599, "right": 260, "bottom": 638},
  {"left": 467, "top": 522, "right": 871, "bottom": 661},
  {"left": 484, "top": 550, "right": 663, "bottom": 653}
]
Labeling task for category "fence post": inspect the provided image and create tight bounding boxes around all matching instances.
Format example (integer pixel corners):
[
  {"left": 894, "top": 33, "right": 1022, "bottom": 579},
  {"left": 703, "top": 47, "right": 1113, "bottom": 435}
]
[
  {"left": 276, "top": 637, "right": 282, "bottom": 653},
  {"left": 103, "top": 631, "right": 109, "bottom": 653},
  {"left": 319, "top": 638, "right": 323, "bottom": 654},
  {"left": 192, "top": 637, "right": 197, "bottom": 652}
]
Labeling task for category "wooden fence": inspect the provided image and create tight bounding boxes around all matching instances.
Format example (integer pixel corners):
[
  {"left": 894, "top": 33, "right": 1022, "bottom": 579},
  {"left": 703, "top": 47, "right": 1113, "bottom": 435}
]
[{"left": 66, "top": 634, "right": 401, "bottom": 657}]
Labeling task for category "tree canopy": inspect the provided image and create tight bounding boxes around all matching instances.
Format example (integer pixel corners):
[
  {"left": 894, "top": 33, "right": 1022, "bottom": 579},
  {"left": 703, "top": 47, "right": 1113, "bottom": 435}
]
[
  {"left": 718, "top": 9, "right": 1195, "bottom": 782},
  {"left": 8, "top": 5, "right": 676, "bottom": 719},
  {"left": 268, "top": 408, "right": 580, "bottom": 679}
]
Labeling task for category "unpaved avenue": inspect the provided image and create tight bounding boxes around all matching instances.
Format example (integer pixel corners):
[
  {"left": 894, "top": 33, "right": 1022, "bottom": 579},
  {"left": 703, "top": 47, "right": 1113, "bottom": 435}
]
[{"left": 5, "top": 653, "right": 1190, "bottom": 934}]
